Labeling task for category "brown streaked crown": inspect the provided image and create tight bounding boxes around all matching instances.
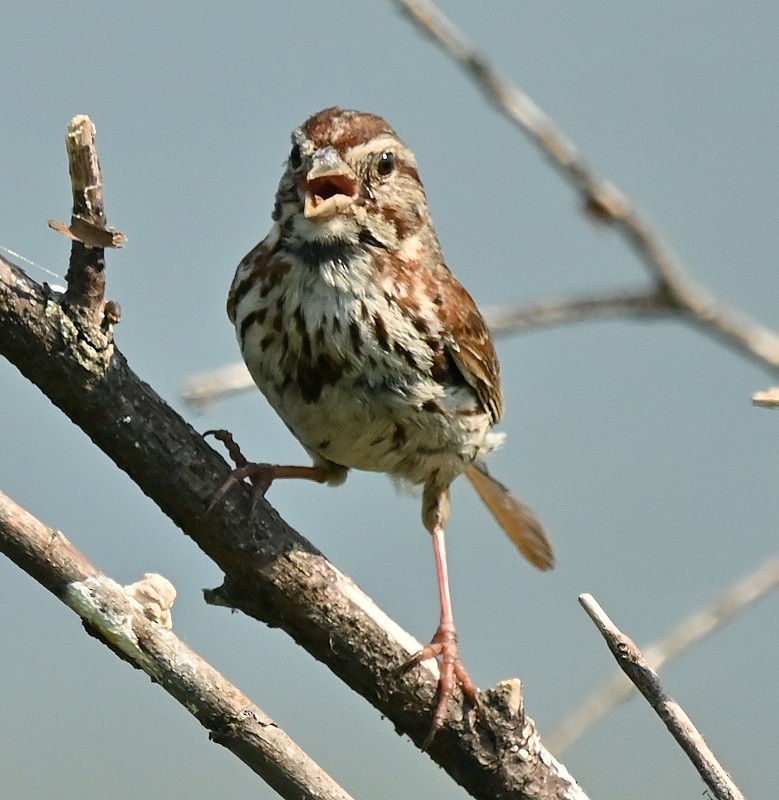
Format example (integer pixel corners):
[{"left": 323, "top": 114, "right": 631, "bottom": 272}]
[{"left": 301, "top": 107, "right": 397, "bottom": 151}]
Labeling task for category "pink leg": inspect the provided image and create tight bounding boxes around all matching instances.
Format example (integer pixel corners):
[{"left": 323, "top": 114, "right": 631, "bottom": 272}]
[{"left": 407, "top": 522, "right": 479, "bottom": 748}]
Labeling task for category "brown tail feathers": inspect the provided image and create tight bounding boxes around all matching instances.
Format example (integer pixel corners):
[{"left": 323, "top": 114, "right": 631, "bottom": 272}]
[{"left": 464, "top": 462, "right": 554, "bottom": 571}]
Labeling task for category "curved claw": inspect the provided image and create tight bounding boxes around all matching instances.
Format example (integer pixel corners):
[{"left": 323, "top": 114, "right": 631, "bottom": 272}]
[
  {"left": 204, "top": 428, "right": 339, "bottom": 514},
  {"left": 205, "top": 429, "right": 277, "bottom": 513},
  {"left": 208, "top": 462, "right": 276, "bottom": 513},
  {"left": 405, "top": 624, "right": 479, "bottom": 749}
]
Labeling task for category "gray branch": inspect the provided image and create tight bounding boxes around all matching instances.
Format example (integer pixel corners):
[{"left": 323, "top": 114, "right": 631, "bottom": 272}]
[
  {"left": 580, "top": 593, "right": 746, "bottom": 800},
  {"left": 180, "top": 288, "right": 675, "bottom": 409},
  {"left": 393, "top": 0, "right": 779, "bottom": 374},
  {"left": 0, "top": 489, "right": 355, "bottom": 800},
  {"left": 550, "top": 557, "right": 779, "bottom": 752},
  {"left": 180, "top": 1, "right": 779, "bottom": 412}
]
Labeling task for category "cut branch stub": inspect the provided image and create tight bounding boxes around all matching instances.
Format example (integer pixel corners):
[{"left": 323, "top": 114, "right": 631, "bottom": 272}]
[
  {"left": 66, "top": 115, "right": 106, "bottom": 225},
  {"left": 60, "top": 115, "right": 120, "bottom": 329}
]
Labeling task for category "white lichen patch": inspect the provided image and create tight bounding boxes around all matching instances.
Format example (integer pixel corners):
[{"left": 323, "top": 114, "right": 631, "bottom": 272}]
[{"left": 65, "top": 576, "right": 140, "bottom": 650}]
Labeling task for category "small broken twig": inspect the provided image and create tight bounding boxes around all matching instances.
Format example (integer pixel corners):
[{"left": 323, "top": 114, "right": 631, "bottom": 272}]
[
  {"left": 48, "top": 216, "right": 127, "bottom": 249},
  {"left": 753, "top": 388, "right": 779, "bottom": 408},
  {"left": 550, "top": 557, "right": 779, "bottom": 752},
  {"left": 55, "top": 115, "right": 124, "bottom": 329},
  {"left": 579, "top": 593, "right": 745, "bottom": 800}
]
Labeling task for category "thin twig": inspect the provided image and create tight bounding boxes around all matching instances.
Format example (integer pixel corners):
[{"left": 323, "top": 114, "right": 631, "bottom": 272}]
[
  {"left": 393, "top": 0, "right": 779, "bottom": 374},
  {"left": 753, "top": 388, "right": 779, "bottom": 408},
  {"left": 550, "top": 557, "right": 779, "bottom": 752},
  {"left": 579, "top": 593, "right": 746, "bottom": 800},
  {"left": 485, "top": 287, "right": 673, "bottom": 334},
  {"left": 0, "top": 489, "right": 356, "bottom": 800}
]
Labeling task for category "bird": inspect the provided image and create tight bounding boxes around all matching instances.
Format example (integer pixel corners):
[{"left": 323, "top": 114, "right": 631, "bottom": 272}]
[{"left": 219, "top": 107, "right": 554, "bottom": 744}]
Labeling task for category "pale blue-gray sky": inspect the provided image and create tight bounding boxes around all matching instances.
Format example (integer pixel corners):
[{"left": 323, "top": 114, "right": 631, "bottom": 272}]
[{"left": 2, "top": 3, "right": 778, "bottom": 799}]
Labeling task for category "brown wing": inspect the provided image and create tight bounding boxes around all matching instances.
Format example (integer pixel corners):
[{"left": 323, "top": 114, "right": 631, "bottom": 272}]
[{"left": 439, "top": 270, "right": 504, "bottom": 423}]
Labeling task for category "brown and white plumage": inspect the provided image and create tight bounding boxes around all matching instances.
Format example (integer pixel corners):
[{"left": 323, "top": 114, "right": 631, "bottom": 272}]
[{"left": 224, "top": 107, "right": 553, "bottom": 742}]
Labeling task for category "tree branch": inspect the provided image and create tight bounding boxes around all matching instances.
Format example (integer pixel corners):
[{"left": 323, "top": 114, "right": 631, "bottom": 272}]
[
  {"left": 485, "top": 287, "right": 673, "bottom": 334},
  {"left": 179, "top": 3, "right": 779, "bottom": 414},
  {"left": 550, "top": 556, "right": 779, "bottom": 752},
  {"left": 393, "top": 0, "right": 779, "bottom": 375},
  {"left": 45, "top": 115, "right": 127, "bottom": 331},
  {"left": 0, "top": 489, "right": 356, "bottom": 800},
  {"left": 579, "top": 594, "right": 745, "bottom": 800},
  {"left": 0, "top": 249, "right": 587, "bottom": 799}
]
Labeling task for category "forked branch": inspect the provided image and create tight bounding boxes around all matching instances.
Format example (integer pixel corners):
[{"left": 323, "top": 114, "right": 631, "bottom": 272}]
[
  {"left": 178, "top": 3, "right": 779, "bottom": 410},
  {"left": 393, "top": 0, "right": 779, "bottom": 374}
]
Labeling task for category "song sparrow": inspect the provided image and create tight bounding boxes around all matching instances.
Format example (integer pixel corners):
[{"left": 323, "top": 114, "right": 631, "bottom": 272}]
[{"left": 221, "top": 107, "right": 554, "bottom": 743}]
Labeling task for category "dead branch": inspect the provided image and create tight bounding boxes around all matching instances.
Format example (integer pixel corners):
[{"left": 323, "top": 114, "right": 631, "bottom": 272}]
[
  {"left": 51, "top": 116, "right": 125, "bottom": 330},
  {"left": 579, "top": 594, "right": 745, "bottom": 800},
  {"left": 550, "top": 556, "right": 779, "bottom": 752},
  {"left": 0, "top": 113, "right": 589, "bottom": 800},
  {"left": 393, "top": 0, "right": 779, "bottom": 375},
  {"left": 177, "top": 5, "right": 779, "bottom": 412},
  {"left": 0, "top": 489, "right": 355, "bottom": 800}
]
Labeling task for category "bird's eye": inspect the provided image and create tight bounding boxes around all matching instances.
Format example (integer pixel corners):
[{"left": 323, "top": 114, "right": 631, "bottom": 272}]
[
  {"left": 289, "top": 144, "right": 302, "bottom": 169},
  {"left": 376, "top": 151, "right": 395, "bottom": 178}
]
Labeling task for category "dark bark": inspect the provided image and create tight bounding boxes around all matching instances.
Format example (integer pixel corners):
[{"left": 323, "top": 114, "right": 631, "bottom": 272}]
[{"left": 1, "top": 249, "right": 583, "bottom": 799}]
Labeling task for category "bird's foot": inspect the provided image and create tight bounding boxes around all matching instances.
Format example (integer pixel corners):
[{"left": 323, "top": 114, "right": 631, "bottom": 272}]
[
  {"left": 405, "top": 622, "right": 479, "bottom": 749},
  {"left": 205, "top": 429, "right": 276, "bottom": 513},
  {"left": 205, "top": 429, "right": 336, "bottom": 514}
]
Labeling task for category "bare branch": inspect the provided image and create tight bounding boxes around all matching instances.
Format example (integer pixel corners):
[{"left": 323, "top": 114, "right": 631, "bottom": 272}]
[
  {"left": 579, "top": 593, "right": 746, "bottom": 800},
  {"left": 393, "top": 0, "right": 779, "bottom": 374},
  {"left": 180, "top": 0, "right": 779, "bottom": 412},
  {"left": 56, "top": 116, "right": 110, "bottom": 328},
  {"left": 178, "top": 3, "right": 779, "bottom": 412},
  {"left": 0, "top": 489, "right": 356, "bottom": 800},
  {"left": 550, "top": 557, "right": 779, "bottom": 752},
  {"left": 1, "top": 243, "right": 589, "bottom": 798},
  {"left": 485, "top": 287, "right": 673, "bottom": 334},
  {"left": 753, "top": 387, "right": 779, "bottom": 408}
]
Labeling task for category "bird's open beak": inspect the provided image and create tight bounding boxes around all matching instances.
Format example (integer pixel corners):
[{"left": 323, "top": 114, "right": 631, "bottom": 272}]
[{"left": 303, "top": 146, "right": 359, "bottom": 220}]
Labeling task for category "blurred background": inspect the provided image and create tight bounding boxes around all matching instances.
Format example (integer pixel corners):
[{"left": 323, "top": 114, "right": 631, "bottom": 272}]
[{"left": 2, "top": 2, "right": 778, "bottom": 798}]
